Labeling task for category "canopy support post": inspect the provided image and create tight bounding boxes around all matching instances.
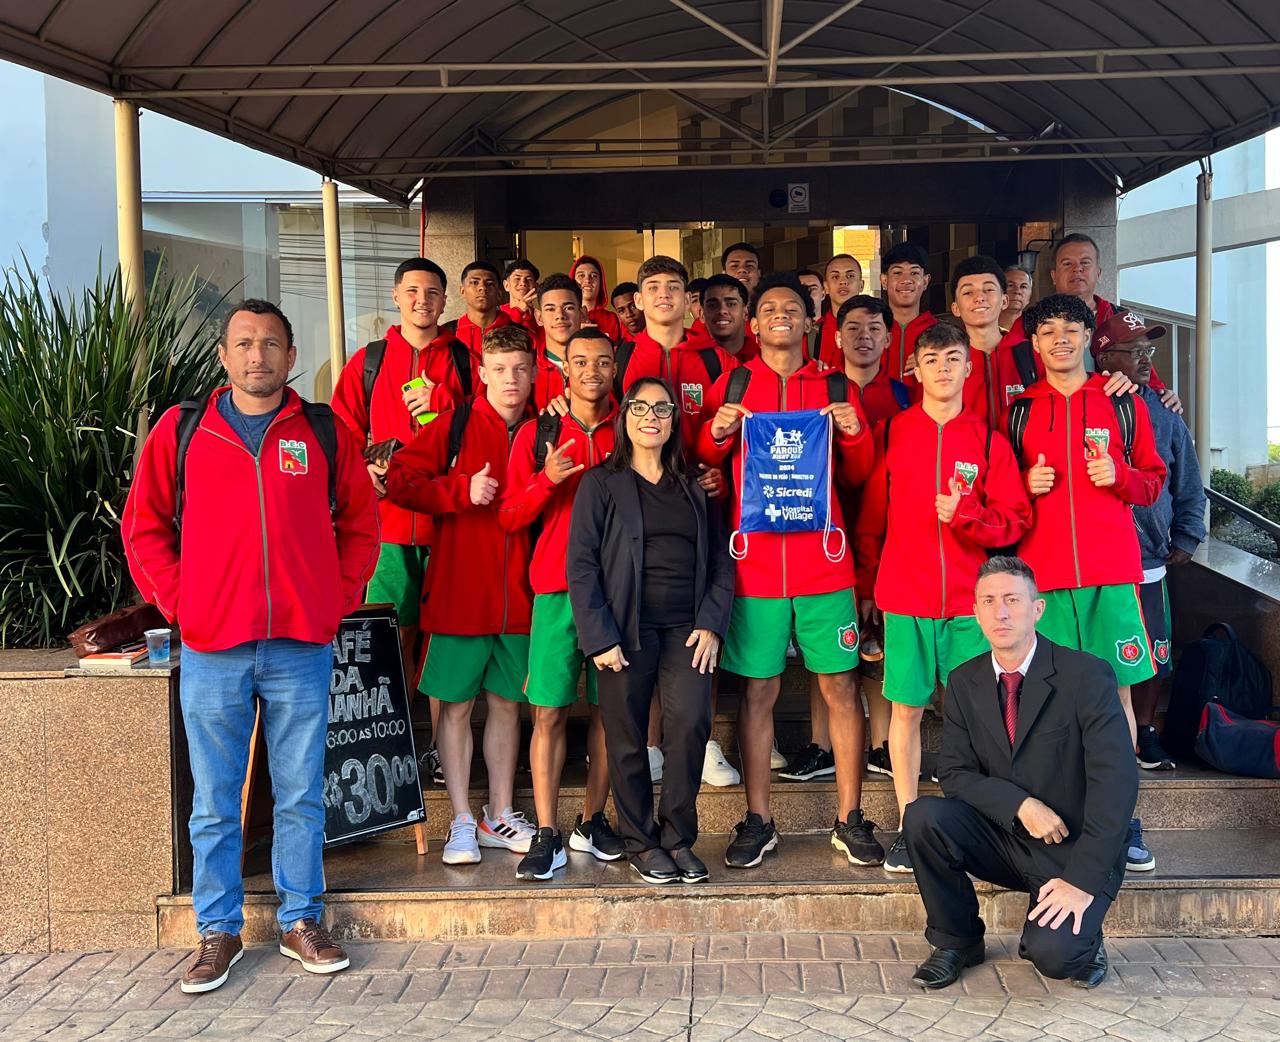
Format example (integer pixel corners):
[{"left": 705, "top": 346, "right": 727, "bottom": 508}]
[
  {"left": 1194, "top": 160, "right": 1213, "bottom": 483},
  {"left": 322, "top": 178, "right": 347, "bottom": 396}
]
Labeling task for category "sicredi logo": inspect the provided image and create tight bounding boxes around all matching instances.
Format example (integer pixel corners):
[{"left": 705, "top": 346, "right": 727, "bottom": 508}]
[{"left": 769, "top": 427, "right": 805, "bottom": 463}]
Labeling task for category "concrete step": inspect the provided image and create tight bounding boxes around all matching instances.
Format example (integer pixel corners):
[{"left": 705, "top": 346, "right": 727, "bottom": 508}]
[
  {"left": 157, "top": 828, "right": 1280, "bottom": 946},
  {"left": 411, "top": 761, "right": 1280, "bottom": 838}
]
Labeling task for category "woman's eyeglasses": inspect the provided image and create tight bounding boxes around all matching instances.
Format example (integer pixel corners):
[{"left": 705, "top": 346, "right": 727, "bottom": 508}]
[{"left": 626, "top": 399, "right": 677, "bottom": 419}]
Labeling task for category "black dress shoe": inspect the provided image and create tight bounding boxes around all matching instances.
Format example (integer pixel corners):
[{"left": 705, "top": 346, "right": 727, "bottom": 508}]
[
  {"left": 630, "top": 847, "right": 680, "bottom": 884},
  {"left": 668, "top": 846, "right": 709, "bottom": 883},
  {"left": 1071, "top": 943, "right": 1108, "bottom": 989},
  {"left": 910, "top": 941, "right": 985, "bottom": 989}
]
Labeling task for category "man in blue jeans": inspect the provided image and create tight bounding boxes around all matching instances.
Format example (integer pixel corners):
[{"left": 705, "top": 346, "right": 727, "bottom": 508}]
[{"left": 123, "top": 300, "right": 380, "bottom": 994}]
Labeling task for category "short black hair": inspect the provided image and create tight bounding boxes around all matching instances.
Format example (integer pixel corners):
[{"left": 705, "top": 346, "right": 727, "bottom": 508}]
[
  {"left": 915, "top": 320, "right": 969, "bottom": 356},
  {"left": 221, "top": 299, "right": 293, "bottom": 347},
  {"left": 835, "top": 294, "right": 891, "bottom": 328},
  {"left": 503, "top": 258, "right": 540, "bottom": 281},
  {"left": 749, "top": 271, "right": 813, "bottom": 320},
  {"left": 566, "top": 328, "right": 615, "bottom": 351},
  {"left": 950, "top": 255, "right": 1007, "bottom": 297},
  {"left": 1051, "top": 233, "right": 1100, "bottom": 264},
  {"left": 977, "top": 555, "right": 1038, "bottom": 596},
  {"left": 636, "top": 255, "right": 689, "bottom": 289},
  {"left": 881, "top": 242, "right": 929, "bottom": 271},
  {"left": 461, "top": 260, "right": 500, "bottom": 282},
  {"left": 796, "top": 268, "right": 823, "bottom": 284},
  {"left": 721, "top": 241, "right": 760, "bottom": 268},
  {"left": 703, "top": 273, "right": 749, "bottom": 305},
  {"left": 537, "top": 272, "right": 582, "bottom": 306},
  {"left": 687, "top": 277, "right": 709, "bottom": 297},
  {"left": 1022, "top": 293, "right": 1096, "bottom": 335},
  {"left": 394, "top": 257, "right": 447, "bottom": 287},
  {"left": 824, "top": 253, "right": 863, "bottom": 277},
  {"left": 610, "top": 281, "right": 639, "bottom": 302}
]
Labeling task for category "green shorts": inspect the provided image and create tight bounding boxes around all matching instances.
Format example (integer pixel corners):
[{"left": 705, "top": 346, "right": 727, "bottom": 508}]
[
  {"left": 366, "top": 543, "right": 430, "bottom": 625},
  {"left": 525, "top": 593, "right": 598, "bottom": 708},
  {"left": 722, "top": 590, "right": 859, "bottom": 679},
  {"left": 883, "top": 613, "right": 988, "bottom": 707},
  {"left": 420, "top": 633, "right": 530, "bottom": 703},
  {"left": 1038, "top": 584, "right": 1156, "bottom": 685}
]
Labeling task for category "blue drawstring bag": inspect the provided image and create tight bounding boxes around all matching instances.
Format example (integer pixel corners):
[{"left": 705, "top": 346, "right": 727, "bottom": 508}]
[{"left": 731, "top": 409, "right": 845, "bottom": 562}]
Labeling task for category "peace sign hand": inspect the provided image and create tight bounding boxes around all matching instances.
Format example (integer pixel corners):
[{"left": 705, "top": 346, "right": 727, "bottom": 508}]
[{"left": 543, "top": 438, "right": 586, "bottom": 486}]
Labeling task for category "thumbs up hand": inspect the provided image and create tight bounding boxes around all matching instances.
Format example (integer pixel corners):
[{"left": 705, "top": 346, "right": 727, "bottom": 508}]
[
  {"left": 936, "top": 476, "right": 963, "bottom": 524},
  {"left": 470, "top": 462, "right": 499, "bottom": 505},
  {"left": 1027, "top": 453, "right": 1056, "bottom": 497}
]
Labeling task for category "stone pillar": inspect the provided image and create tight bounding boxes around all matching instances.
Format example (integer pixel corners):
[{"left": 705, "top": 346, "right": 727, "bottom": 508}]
[
  {"left": 421, "top": 180, "right": 477, "bottom": 326},
  {"left": 1058, "top": 164, "right": 1119, "bottom": 302}
]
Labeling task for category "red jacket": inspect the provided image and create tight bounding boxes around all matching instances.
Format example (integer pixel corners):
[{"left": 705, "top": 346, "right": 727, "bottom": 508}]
[
  {"left": 855, "top": 407, "right": 1031, "bottom": 615},
  {"left": 497, "top": 407, "right": 617, "bottom": 594},
  {"left": 533, "top": 347, "right": 568, "bottom": 412},
  {"left": 696, "top": 358, "right": 874, "bottom": 598},
  {"left": 570, "top": 255, "right": 623, "bottom": 343},
  {"left": 330, "top": 325, "right": 477, "bottom": 546},
  {"left": 122, "top": 388, "right": 379, "bottom": 652},
  {"left": 1010, "top": 375, "right": 1166, "bottom": 592},
  {"left": 385, "top": 396, "right": 533, "bottom": 634},
  {"left": 817, "top": 312, "right": 842, "bottom": 370},
  {"left": 837, "top": 369, "right": 909, "bottom": 536},
  {"left": 903, "top": 334, "right": 1018, "bottom": 431},
  {"left": 454, "top": 310, "right": 512, "bottom": 356},
  {"left": 500, "top": 302, "right": 536, "bottom": 331},
  {"left": 884, "top": 311, "right": 937, "bottom": 381},
  {"left": 620, "top": 329, "right": 738, "bottom": 441}
]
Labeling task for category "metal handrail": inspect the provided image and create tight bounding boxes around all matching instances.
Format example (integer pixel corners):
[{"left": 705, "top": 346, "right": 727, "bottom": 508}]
[{"left": 1205, "top": 486, "right": 1280, "bottom": 540}]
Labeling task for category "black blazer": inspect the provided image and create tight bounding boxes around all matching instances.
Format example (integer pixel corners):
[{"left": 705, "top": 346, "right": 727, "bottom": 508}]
[
  {"left": 567, "top": 465, "right": 735, "bottom": 657},
  {"left": 937, "top": 637, "right": 1138, "bottom": 899}
]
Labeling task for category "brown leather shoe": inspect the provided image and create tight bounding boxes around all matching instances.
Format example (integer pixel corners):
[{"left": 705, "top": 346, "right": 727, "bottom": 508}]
[
  {"left": 180, "top": 931, "right": 244, "bottom": 994},
  {"left": 279, "top": 919, "right": 350, "bottom": 974}
]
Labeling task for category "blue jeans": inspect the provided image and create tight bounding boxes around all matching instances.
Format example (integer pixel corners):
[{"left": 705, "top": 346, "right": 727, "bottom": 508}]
[{"left": 180, "top": 638, "right": 331, "bottom": 935}]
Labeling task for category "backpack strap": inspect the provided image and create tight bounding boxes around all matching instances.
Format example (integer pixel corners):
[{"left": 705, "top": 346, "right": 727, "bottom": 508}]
[
  {"left": 1112, "top": 393, "right": 1136, "bottom": 462},
  {"left": 1007, "top": 397, "right": 1034, "bottom": 461},
  {"left": 889, "top": 377, "right": 912, "bottom": 412},
  {"left": 698, "top": 348, "right": 723, "bottom": 388},
  {"left": 301, "top": 402, "right": 340, "bottom": 518},
  {"left": 1011, "top": 340, "right": 1038, "bottom": 389},
  {"left": 532, "top": 413, "right": 564, "bottom": 471},
  {"left": 984, "top": 422, "right": 993, "bottom": 463},
  {"left": 826, "top": 370, "right": 848, "bottom": 404},
  {"left": 448, "top": 337, "right": 474, "bottom": 398},
  {"left": 173, "top": 393, "right": 211, "bottom": 532},
  {"left": 362, "top": 339, "right": 388, "bottom": 408},
  {"left": 725, "top": 366, "right": 752, "bottom": 406},
  {"left": 447, "top": 399, "right": 475, "bottom": 470},
  {"left": 882, "top": 413, "right": 895, "bottom": 507},
  {"left": 613, "top": 340, "right": 637, "bottom": 400}
]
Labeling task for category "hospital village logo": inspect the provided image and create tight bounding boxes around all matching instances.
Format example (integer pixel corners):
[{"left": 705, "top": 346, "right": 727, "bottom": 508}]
[
  {"left": 1153, "top": 639, "right": 1170, "bottom": 665},
  {"left": 1116, "top": 635, "right": 1145, "bottom": 665},
  {"left": 769, "top": 426, "right": 805, "bottom": 463},
  {"left": 1085, "top": 427, "right": 1111, "bottom": 460},
  {"left": 837, "top": 622, "right": 858, "bottom": 652},
  {"left": 952, "top": 461, "right": 979, "bottom": 495},
  {"left": 278, "top": 439, "right": 309, "bottom": 475},
  {"left": 681, "top": 382, "right": 703, "bottom": 413}
]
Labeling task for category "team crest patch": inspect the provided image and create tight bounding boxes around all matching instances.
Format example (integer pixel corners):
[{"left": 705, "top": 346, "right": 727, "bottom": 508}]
[
  {"left": 1085, "top": 427, "right": 1111, "bottom": 460},
  {"left": 681, "top": 383, "right": 703, "bottom": 413},
  {"left": 278, "top": 439, "right": 309, "bottom": 475},
  {"left": 953, "top": 461, "right": 979, "bottom": 495},
  {"left": 1116, "top": 635, "right": 1146, "bottom": 666},
  {"left": 1005, "top": 383, "right": 1025, "bottom": 400},
  {"left": 1153, "top": 639, "right": 1170, "bottom": 665},
  {"left": 837, "top": 622, "right": 859, "bottom": 653}
]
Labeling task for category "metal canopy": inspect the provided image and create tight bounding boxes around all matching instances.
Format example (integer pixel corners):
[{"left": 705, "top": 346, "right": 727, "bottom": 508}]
[{"left": 1, "top": 0, "right": 1278, "bottom": 205}]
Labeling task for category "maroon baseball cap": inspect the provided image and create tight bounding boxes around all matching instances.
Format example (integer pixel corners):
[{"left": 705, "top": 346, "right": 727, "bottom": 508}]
[{"left": 1091, "top": 309, "right": 1167, "bottom": 359}]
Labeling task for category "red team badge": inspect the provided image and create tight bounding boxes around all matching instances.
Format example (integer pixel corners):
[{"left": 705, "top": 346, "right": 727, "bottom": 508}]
[
  {"left": 1116, "top": 635, "right": 1145, "bottom": 665},
  {"left": 837, "top": 622, "right": 858, "bottom": 652},
  {"left": 1085, "top": 427, "right": 1111, "bottom": 461},
  {"left": 1153, "top": 640, "right": 1170, "bottom": 665},
  {"left": 952, "top": 461, "right": 978, "bottom": 495},
  {"left": 278, "top": 439, "right": 309, "bottom": 475}
]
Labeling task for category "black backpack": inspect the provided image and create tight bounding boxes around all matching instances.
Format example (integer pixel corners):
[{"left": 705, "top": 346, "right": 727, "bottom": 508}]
[
  {"left": 1010, "top": 340, "right": 1038, "bottom": 390},
  {"left": 614, "top": 341, "right": 727, "bottom": 401},
  {"left": 174, "top": 393, "right": 338, "bottom": 531},
  {"left": 362, "top": 336, "right": 473, "bottom": 418},
  {"left": 1163, "top": 622, "right": 1274, "bottom": 760},
  {"left": 1006, "top": 392, "right": 1136, "bottom": 463}
]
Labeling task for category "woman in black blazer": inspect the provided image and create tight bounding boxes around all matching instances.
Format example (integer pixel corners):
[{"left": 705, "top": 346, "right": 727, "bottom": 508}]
[{"left": 568, "top": 376, "right": 735, "bottom": 885}]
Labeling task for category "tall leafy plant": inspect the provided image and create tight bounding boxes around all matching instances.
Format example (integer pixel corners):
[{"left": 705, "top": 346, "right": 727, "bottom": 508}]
[{"left": 0, "top": 263, "right": 227, "bottom": 648}]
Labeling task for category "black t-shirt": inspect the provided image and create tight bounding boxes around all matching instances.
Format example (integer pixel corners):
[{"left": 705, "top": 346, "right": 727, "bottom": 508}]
[{"left": 635, "top": 470, "right": 697, "bottom": 628}]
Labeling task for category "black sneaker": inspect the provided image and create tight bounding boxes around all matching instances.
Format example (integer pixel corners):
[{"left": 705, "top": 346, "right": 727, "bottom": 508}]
[
  {"left": 1136, "top": 725, "right": 1175, "bottom": 770},
  {"left": 778, "top": 743, "right": 835, "bottom": 781},
  {"left": 424, "top": 745, "right": 444, "bottom": 786},
  {"left": 724, "top": 813, "right": 779, "bottom": 869},
  {"left": 832, "top": 810, "right": 884, "bottom": 866},
  {"left": 515, "top": 827, "right": 566, "bottom": 881},
  {"left": 866, "top": 742, "right": 893, "bottom": 777},
  {"left": 669, "top": 846, "right": 710, "bottom": 883},
  {"left": 568, "top": 812, "right": 625, "bottom": 862},
  {"left": 884, "top": 833, "right": 913, "bottom": 874}
]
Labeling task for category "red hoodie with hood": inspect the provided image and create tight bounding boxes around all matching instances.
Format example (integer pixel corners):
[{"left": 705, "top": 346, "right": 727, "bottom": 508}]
[
  {"left": 454, "top": 309, "right": 512, "bottom": 357},
  {"left": 884, "top": 311, "right": 937, "bottom": 382},
  {"left": 570, "top": 255, "right": 623, "bottom": 343},
  {"left": 619, "top": 328, "right": 738, "bottom": 441},
  {"left": 855, "top": 406, "right": 1031, "bottom": 614},
  {"left": 1010, "top": 373, "right": 1166, "bottom": 592}
]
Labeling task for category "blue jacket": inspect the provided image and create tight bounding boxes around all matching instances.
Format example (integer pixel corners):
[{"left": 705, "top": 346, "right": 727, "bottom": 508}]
[{"left": 1133, "top": 386, "right": 1206, "bottom": 570}]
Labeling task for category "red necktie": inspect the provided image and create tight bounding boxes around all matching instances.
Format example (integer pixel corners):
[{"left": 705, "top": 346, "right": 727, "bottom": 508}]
[{"left": 1000, "top": 671, "right": 1023, "bottom": 746}]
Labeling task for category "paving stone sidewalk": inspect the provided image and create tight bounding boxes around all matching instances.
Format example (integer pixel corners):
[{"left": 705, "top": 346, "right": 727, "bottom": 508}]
[{"left": 3, "top": 934, "right": 1280, "bottom": 1041}]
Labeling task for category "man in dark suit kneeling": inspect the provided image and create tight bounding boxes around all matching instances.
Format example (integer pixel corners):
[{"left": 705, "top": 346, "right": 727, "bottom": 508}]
[{"left": 905, "top": 556, "right": 1138, "bottom": 990}]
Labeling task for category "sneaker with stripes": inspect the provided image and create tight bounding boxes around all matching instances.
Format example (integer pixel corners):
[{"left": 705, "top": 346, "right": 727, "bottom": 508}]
[{"left": 479, "top": 805, "right": 536, "bottom": 854}]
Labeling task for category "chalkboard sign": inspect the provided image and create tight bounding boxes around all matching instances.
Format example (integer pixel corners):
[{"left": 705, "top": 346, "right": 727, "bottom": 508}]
[{"left": 321, "top": 608, "right": 426, "bottom": 846}]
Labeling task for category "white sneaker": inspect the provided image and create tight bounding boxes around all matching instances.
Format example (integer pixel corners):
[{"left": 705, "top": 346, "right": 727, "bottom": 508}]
[
  {"left": 648, "top": 745, "right": 664, "bottom": 783},
  {"left": 479, "top": 805, "right": 536, "bottom": 853},
  {"left": 702, "top": 740, "right": 741, "bottom": 786},
  {"left": 442, "top": 813, "right": 481, "bottom": 865},
  {"left": 770, "top": 741, "right": 788, "bottom": 770}
]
